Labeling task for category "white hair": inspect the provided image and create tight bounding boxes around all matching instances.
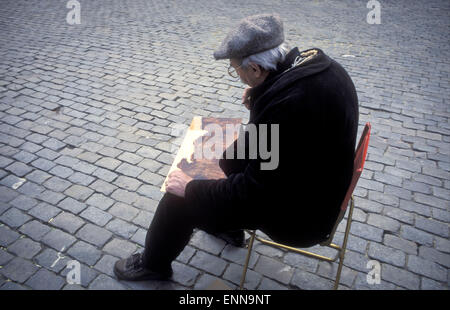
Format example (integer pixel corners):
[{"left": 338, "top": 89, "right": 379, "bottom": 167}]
[{"left": 240, "top": 43, "right": 290, "bottom": 71}]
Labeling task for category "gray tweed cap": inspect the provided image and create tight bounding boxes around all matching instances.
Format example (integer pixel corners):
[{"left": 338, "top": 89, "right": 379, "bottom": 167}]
[{"left": 213, "top": 13, "right": 285, "bottom": 60}]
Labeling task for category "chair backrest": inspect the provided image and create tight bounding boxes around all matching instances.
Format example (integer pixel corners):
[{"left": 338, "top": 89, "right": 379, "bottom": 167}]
[
  {"left": 339, "top": 122, "right": 371, "bottom": 212},
  {"left": 321, "top": 122, "right": 371, "bottom": 245}
]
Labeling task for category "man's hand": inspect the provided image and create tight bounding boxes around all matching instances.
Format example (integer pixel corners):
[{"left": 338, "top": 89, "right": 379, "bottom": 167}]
[
  {"left": 165, "top": 170, "right": 193, "bottom": 198},
  {"left": 242, "top": 87, "right": 252, "bottom": 110}
]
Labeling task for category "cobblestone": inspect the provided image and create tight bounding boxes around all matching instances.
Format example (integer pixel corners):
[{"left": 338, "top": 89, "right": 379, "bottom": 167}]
[{"left": 0, "top": 0, "right": 448, "bottom": 291}]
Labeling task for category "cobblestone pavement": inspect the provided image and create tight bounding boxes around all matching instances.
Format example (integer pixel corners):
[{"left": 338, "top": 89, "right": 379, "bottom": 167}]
[{"left": 0, "top": 0, "right": 448, "bottom": 290}]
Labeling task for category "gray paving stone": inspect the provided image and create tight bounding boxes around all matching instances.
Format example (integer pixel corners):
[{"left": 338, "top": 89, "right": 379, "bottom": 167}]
[
  {"left": 418, "top": 246, "right": 450, "bottom": 268},
  {"left": 90, "top": 179, "right": 118, "bottom": 196},
  {"left": 85, "top": 193, "right": 114, "bottom": 211},
  {"left": 24, "top": 268, "right": 66, "bottom": 290},
  {"left": 67, "top": 172, "right": 95, "bottom": 186},
  {"left": 43, "top": 176, "right": 72, "bottom": 192},
  {"left": 368, "top": 242, "right": 406, "bottom": 267},
  {"left": 368, "top": 191, "right": 399, "bottom": 207},
  {"left": 254, "top": 243, "right": 285, "bottom": 259},
  {"left": 19, "top": 142, "right": 42, "bottom": 154},
  {"left": 113, "top": 175, "right": 142, "bottom": 191},
  {"left": 223, "top": 262, "right": 261, "bottom": 290},
  {"left": 383, "top": 206, "right": 415, "bottom": 225},
  {"left": 435, "top": 236, "right": 450, "bottom": 254},
  {"left": 76, "top": 223, "right": 113, "bottom": 248},
  {"left": 8, "top": 237, "right": 42, "bottom": 259},
  {"left": 399, "top": 199, "right": 432, "bottom": 217},
  {"left": 49, "top": 165, "right": 74, "bottom": 179},
  {"left": 54, "top": 155, "right": 80, "bottom": 168},
  {"left": 67, "top": 241, "right": 102, "bottom": 266},
  {"left": 80, "top": 206, "right": 113, "bottom": 227},
  {"left": 92, "top": 167, "right": 118, "bottom": 182},
  {"left": 1, "top": 256, "right": 39, "bottom": 283},
  {"left": 0, "top": 174, "right": 26, "bottom": 189},
  {"left": 42, "top": 138, "right": 66, "bottom": 151},
  {"left": 64, "top": 184, "right": 94, "bottom": 202},
  {"left": 50, "top": 211, "right": 85, "bottom": 234},
  {"left": 220, "top": 244, "right": 258, "bottom": 268},
  {"left": 9, "top": 195, "right": 38, "bottom": 211},
  {"left": 316, "top": 261, "right": 357, "bottom": 288},
  {"left": 414, "top": 193, "right": 448, "bottom": 210},
  {"left": 110, "top": 188, "right": 139, "bottom": 204},
  {"left": 407, "top": 255, "right": 447, "bottom": 282},
  {"left": 350, "top": 222, "right": 384, "bottom": 242},
  {"left": 172, "top": 261, "right": 201, "bottom": 287},
  {"left": 176, "top": 246, "right": 196, "bottom": 264},
  {"left": 354, "top": 197, "right": 384, "bottom": 213},
  {"left": 34, "top": 248, "right": 71, "bottom": 273},
  {"left": 254, "top": 256, "right": 294, "bottom": 285},
  {"left": 0, "top": 186, "right": 20, "bottom": 204},
  {"left": 258, "top": 277, "right": 289, "bottom": 290},
  {"left": 400, "top": 225, "right": 434, "bottom": 247},
  {"left": 194, "top": 273, "right": 236, "bottom": 290},
  {"left": 12, "top": 150, "right": 37, "bottom": 164},
  {"left": 93, "top": 254, "right": 119, "bottom": 278},
  {"left": 58, "top": 197, "right": 87, "bottom": 214},
  {"left": 105, "top": 218, "right": 139, "bottom": 239},
  {"left": 28, "top": 202, "right": 62, "bottom": 222},
  {"left": 0, "top": 207, "right": 31, "bottom": 228},
  {"left": 414, "top": 216, "right": 449, "bottom": 238},
  {"left": 5, "top": 161, "right": 33, "bottom": 177},
  {"left": 383, "top": 234, "right": 417, "bottom": 255},
  {"left": 31, "top": 157, "right": 56, "bottom": 171},
  {"left": 72, "top": 161, "right": 97, "bottom": 175},
  {"left": 421, "top": 277, "right": 448, "bottom": 290},
  {"left": 131, "top": 210, "right": 153, "bottom": 228},
  {"left": 115, "top": 162, "right": 144, "bottom": 178},
  {"left": 95, "top": 157, "right": 121, "bottom": 170},
  {"left": 367, "top": 213, "right": 401, "bottom": 233},
  {"left": 189, "top": 251, "right": 228, "bottom": 277},
  {"left": 189, "top": 230, "right": 227, "bottom": 255},
  {"left": 36, "top": 148, "right": 60, "bottom": 161},
  {"left": 0, "top": 248, "right": 14, "bottom": 265},
  {"left": 16, "top": 181, "right": 44, "bottom": 198},
  {"left": 0, "top": 224, "right": 21, "bottom": 247},
  {"left": 133, "top": 195, "right": 159, "bottom": 213},
  {"left": 130, "top": 228, "right": 147, "bottom": 247},
  {"left": 291, "top": 268, "right": 334, "bottom": 290},
  {"left": 102, "top": 238, "right": 137, "bottom": 259},
  {"left": 41, "top": 228, "right": 77, "bottom": 251},
  {"left": 0, "top": 281, "right": 28, "bottom": 290}
]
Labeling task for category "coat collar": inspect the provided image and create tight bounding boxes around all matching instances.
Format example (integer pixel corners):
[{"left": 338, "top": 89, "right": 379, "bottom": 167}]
[{"left": 248, "top": 47, "right": 332, "bottom": 123}]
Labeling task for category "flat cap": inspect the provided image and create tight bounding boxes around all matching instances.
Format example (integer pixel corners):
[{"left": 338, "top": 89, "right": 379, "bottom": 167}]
[{"left": 213, "top": 13, "right": 284, "bottom": 60}]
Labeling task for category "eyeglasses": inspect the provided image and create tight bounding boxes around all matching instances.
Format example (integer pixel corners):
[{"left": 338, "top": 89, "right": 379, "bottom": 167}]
[{"left": 228, "top": 63, "right": 243, "bottom": 78}]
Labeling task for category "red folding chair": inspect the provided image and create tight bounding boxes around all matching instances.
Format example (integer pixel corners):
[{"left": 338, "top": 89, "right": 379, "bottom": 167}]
[{"left": 240, "top": 122, "right": 372, "bottom": 290}]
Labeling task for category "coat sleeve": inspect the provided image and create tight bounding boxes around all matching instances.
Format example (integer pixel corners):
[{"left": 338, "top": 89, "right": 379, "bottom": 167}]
[
  {"left": 184, "top": 109, "right": 283, "bottom": 210},
  {"left": 184, "top": 156, "right": 263, "bottom": 210}
]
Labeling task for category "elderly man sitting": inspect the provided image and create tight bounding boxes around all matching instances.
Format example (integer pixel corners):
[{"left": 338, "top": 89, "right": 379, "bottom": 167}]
[{"left": 114, "top": 13, "right": 359, "bottom": 281}]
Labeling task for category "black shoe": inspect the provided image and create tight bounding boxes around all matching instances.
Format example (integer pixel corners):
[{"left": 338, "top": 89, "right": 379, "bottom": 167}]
[
  {"left": 213, "top": 230, "right": 245, "bottom": 247},
  {"left": 114, "top": 253, "right": 173, "bottom": 281}
]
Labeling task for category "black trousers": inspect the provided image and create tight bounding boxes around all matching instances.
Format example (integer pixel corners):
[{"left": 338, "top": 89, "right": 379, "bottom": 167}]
[{"left": 141, "top": 193, "right": 258, "bottom": 272}]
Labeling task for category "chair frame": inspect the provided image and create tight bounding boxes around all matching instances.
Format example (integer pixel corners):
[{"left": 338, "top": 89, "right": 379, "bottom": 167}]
[
  {"left": 240, "top": 195, "right": 354, "bottom": 290},
  {"left": 240, "top": 123, "right": 371, "bottom": 290}
]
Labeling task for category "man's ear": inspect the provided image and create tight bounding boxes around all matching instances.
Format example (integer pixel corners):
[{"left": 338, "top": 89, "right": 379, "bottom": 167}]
[{"left": 250, "top": 63, "right": 263, "bottom": 77}]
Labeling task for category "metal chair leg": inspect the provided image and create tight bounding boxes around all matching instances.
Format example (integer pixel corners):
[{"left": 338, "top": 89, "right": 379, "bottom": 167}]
[
  {"left": 333, "top": 196, "right": 354, "bottom": 290},
  {"left": 240, "top": 230, "right": 256, "bottom": 290}
]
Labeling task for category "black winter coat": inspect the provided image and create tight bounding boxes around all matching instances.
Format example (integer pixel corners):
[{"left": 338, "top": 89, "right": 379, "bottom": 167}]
[{"left": 185, "top": 47, "right": 359, "bottom": 247}]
